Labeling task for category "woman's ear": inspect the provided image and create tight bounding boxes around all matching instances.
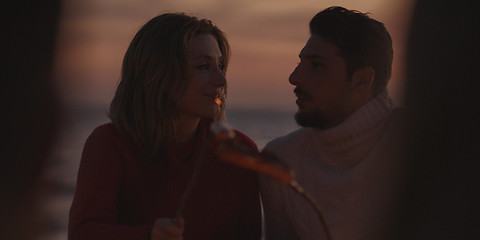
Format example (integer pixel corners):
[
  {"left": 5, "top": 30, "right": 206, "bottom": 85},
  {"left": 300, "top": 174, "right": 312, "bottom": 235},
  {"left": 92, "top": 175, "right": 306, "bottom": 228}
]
[{"left": 352, "top": 67, "right": 375, "bottom": 89}]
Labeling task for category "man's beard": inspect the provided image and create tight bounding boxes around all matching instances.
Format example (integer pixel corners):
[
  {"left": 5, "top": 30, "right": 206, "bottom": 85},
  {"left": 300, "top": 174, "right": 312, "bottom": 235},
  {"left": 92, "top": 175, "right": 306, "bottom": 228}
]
[{"left": 294, "top": 109, "right": 328, "bottom": 129}]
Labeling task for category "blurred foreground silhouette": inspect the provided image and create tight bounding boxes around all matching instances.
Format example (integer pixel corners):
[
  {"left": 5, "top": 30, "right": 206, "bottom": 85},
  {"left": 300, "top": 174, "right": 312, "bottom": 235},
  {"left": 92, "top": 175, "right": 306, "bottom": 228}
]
[
  {"left": 391, "top": 0, "right": 479, "bottom": 238},
  {"left": 1, "top": 1, "right": 61, "bottom": 239}
]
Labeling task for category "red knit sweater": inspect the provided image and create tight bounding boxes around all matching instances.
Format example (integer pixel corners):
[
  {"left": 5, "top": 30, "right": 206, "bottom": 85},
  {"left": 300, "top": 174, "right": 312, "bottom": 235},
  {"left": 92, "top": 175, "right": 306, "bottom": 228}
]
[{"left": 68, "top": 120, "right": 261, "bottom": 240}]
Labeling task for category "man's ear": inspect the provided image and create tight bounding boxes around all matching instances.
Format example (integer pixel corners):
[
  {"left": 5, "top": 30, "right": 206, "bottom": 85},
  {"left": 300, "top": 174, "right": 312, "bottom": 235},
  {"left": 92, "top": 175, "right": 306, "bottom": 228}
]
[{"left": 352, "top": 67, "right": 375, "bottom": 89}]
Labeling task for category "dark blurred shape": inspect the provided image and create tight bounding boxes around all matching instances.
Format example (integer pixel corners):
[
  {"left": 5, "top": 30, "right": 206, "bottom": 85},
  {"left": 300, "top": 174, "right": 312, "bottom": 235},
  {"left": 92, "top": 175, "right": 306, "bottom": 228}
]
[
  {"left": 393, "top": 0, "right": 479, "bottom": 239},
  {"left": 1, "top": 0, "right": 61, "bottom": 239},
  {"left": 211, "top": 121, "right": 293, "bottom": 184}
]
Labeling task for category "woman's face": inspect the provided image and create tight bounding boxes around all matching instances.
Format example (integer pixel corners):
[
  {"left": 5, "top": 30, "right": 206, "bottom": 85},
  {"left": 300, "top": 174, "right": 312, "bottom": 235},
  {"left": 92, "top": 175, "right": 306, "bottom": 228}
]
[{"left": 177, "top": 34, "right": 226, "bottom": 121}]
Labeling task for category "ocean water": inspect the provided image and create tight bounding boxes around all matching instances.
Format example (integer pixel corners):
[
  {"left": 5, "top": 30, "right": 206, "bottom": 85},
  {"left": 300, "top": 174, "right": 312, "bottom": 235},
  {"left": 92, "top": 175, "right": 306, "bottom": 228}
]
[
  {"left": 40, "top": 106, "right": 299, "bottom": 240},
  {"left": 226, "top": 109, "right": 299, "bottom": 150}
]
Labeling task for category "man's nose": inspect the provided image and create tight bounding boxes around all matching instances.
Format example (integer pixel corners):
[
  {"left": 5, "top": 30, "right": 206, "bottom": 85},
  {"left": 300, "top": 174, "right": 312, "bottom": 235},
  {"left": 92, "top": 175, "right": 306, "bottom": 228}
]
[{"left": 289, "top": 65, "right": 302, "bottom": 86}]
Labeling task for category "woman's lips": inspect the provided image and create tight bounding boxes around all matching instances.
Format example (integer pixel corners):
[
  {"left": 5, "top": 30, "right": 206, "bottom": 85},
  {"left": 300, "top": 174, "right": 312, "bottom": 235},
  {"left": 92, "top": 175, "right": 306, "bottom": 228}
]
[{"left": 205, "top": 92, "right": 221, "bottom": 103}]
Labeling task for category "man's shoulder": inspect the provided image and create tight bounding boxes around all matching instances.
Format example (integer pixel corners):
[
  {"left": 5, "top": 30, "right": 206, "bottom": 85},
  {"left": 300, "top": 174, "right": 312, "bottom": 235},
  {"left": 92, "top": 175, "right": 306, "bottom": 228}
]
[{"left": 264, "top": 127, "right": 310, "bottom": 151}]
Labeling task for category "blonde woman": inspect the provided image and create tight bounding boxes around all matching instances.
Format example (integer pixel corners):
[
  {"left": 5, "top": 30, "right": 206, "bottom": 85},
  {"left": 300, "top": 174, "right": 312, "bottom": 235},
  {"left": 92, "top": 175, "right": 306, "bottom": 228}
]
[{"left": 69, "top": 13, "right": 261, "bottom": 240}]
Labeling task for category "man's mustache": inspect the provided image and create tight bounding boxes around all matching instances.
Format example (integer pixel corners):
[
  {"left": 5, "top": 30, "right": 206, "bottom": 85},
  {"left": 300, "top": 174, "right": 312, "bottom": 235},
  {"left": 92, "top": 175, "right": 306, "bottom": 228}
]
[{"left": 294, "top": 87, "right": 310, "bottom": 98}]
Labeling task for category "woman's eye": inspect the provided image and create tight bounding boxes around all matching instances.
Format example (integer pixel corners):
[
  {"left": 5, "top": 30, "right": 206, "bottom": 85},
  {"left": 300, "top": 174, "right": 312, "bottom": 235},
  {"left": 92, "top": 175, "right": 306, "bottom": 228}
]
[
  {"left": 196, "top": 62, "right": 225, "bottom": 71},
  {"left": 198, "top": 64, "right": 209, "bottom": 70}
]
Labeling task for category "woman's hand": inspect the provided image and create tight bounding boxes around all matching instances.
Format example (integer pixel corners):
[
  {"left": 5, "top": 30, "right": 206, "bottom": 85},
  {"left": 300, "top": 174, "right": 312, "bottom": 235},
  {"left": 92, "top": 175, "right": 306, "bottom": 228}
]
[{"left": 151, "top": 218, "right": 185, "bottom": 240}]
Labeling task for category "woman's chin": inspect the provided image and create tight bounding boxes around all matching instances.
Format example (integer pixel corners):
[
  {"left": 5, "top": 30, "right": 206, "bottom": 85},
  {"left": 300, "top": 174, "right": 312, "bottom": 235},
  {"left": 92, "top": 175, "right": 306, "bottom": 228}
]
[{"left": 199, "top": 108, "right": 220, "bottom": 120}]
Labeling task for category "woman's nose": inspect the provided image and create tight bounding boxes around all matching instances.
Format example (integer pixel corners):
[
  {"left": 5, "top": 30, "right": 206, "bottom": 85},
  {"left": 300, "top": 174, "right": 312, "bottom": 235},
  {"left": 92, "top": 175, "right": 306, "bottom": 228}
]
[{"left": 213, "top": 68, "right": 227, "bottom": 87}]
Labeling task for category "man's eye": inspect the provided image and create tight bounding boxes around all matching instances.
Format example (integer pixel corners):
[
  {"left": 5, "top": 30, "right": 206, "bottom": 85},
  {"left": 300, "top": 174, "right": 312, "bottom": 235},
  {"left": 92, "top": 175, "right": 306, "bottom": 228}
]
[{"left": 218, "top": 64, "right": 225, "bottom": 70}]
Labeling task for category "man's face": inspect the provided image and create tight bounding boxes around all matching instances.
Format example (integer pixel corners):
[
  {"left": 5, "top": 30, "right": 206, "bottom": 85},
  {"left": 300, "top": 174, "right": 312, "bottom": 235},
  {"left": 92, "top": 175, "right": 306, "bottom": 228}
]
[{"left": 290, "top": 35, "right": 357, "bottom": 129}]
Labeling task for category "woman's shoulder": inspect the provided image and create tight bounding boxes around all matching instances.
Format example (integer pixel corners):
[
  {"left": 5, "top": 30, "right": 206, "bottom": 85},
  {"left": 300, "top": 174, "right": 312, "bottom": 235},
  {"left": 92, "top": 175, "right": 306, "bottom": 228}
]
[
  {"left": 232, "top": 129, "right": 258, "bottom": 152},
  {"left": 83, "top": 123, "right": 141, "bottom": 160},
  {"left": 203, "top": 119, "right": 258, "bottom": 152},
  {"left": 89, "top": 123, "right": 125, "bottom": 139},
  {"left": 86, "top": 123, "right": 133, "bottom": 148},
  {"left": 90, "top": 122, "right": 116, "bottom": 134}
]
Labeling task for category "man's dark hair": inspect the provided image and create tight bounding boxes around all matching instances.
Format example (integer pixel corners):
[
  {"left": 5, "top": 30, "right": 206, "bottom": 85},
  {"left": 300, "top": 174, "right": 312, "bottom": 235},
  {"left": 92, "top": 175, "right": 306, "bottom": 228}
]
[{"left": 310, "top": 6, "right": 393, "bottom": 94}]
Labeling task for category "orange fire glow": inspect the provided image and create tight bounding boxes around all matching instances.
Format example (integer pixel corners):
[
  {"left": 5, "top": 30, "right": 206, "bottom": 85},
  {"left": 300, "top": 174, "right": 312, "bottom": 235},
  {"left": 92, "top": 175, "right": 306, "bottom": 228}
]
[{"left": 215, "top": 97, "right": 222, "bottom": 106}]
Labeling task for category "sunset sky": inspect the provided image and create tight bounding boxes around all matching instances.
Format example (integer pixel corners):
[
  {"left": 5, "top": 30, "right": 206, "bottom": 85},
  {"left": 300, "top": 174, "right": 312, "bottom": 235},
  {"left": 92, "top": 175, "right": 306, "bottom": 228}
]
[{"left": 53, "top": 0, "right": 415, "bottom": 111}]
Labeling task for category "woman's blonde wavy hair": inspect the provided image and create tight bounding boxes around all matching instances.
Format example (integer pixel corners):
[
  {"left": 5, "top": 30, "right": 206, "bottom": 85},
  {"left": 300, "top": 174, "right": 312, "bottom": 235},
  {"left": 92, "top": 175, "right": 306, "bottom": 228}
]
[{"left": 109, "top": 13, "right": 230, "bottom": 161}]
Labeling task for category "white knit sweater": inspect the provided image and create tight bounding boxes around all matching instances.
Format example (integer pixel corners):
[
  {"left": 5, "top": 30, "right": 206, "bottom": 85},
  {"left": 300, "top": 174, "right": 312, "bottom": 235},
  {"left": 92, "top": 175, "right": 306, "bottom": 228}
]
[{"left": 260, "top": 91, "right": 404, "bottom": 240}]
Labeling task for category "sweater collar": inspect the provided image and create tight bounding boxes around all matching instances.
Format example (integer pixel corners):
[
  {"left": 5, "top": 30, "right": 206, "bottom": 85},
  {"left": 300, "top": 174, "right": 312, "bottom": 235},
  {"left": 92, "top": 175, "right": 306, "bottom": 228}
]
[{"left": 310, "top": 90, "right": 394, "bottom": 167}]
